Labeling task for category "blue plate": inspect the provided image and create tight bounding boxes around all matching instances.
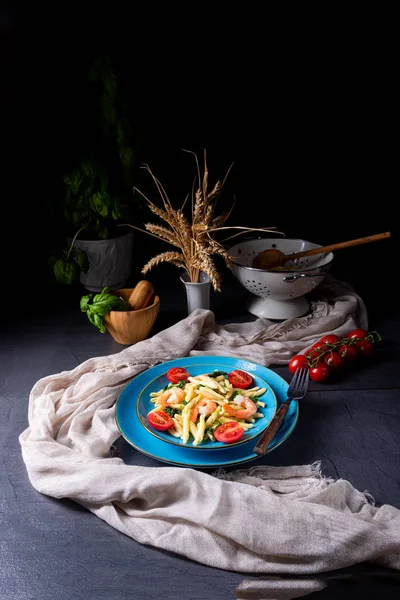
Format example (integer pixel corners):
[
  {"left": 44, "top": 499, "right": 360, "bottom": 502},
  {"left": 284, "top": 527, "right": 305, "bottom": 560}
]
[
  {"left": 137, "top": 362, "right": 277, "bottom": 449},
  {"left": 115, "top": 356, "right": 298, "bottom": 468}
]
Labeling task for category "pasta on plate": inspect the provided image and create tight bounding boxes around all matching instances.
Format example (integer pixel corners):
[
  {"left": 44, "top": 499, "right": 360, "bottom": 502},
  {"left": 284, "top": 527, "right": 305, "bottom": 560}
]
[{"left": 147, "top": 370, "right": 267, "bottom": 446}]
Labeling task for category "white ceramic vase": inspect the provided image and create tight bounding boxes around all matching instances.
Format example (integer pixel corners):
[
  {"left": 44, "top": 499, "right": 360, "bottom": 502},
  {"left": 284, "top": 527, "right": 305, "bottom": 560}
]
[{"left": 180, "top": 272, "right": 211, "bottom": 314}]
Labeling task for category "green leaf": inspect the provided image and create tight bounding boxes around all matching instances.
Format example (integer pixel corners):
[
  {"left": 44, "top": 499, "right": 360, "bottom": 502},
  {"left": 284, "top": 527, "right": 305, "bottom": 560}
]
[
  {"left": 207, "top": 370, "right": 228, "bottom": 378},
  {"left": 116, "top": 119, "right": 131, "bottom": 146},
  {"left": 92, "top": 288, "right": 110, "bottom": 304},
  {"left": 72, "top": 211, "right": 83, "bottom": 226},
  {"left": 90, "top": 192, "right": 108, "bottom": 217},
  {"left": 94, "top": 313, "right": 106, "bottom": 333},
  {"left": 100, "top": 92, "right": 116, "bottom": 124},
  {"left": 83, "top": 185, "right": 94, "bottom": 198},
  {"left": 96, "top": 286, "right": 112, "bottom": 300},
  {"left": 92, "top": 288, "right": 128, "bottom": 309},
  {"left": 81, "top": 161, "right": 96, "bottom": 179},
  {"left": 164, "top": 407, "right": 177, "bottom": 417},
  {"left": 90, "top": 295, "right": 129, "bottom": 315},
  {"left": 75, "top": 196, "right": 87, "bottom": 212},
  {"left": 98, "top": 226, "right": 108, "bottom": 239},
  {"left": 80, "top": 293, "right": 93, "bottom": 312},
  {"left": 89, "top": 301, "right": 114, "bottom": 316},
  {"left": 65, "top": 187, "right": 76, "bottom": 204},
  {"left": 111, "top": 198, "right": 124, "bottom": 220},
  {"left": 74, "top": 248, "right": 89, "bottom": 272},
  {"left": 87, "top": 310, "right": 107, "bottom": 333},
  {"left": 80, "top": 287, "right": 129, "bottom": 334},
  {"left": 102, "top": 69, "right": 117, "bottom": 99},
  {"left": 119, "top": 146, "right": 133, "bottom": 167},
  {"left": 53, "top": 258, "right": 80, "bottom": 285},
  {"left": 70, "top": 170, "right": 83, "bottom": 194}
]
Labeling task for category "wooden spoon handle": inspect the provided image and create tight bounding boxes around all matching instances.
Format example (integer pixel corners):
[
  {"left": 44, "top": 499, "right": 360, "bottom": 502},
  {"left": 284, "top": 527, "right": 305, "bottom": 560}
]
[{"left": 286, "top": 231, "right": 391, "bottom": 261}]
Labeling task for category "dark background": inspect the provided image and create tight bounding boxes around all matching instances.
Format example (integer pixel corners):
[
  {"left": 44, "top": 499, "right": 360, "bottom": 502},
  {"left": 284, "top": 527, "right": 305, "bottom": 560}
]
[{"left": 1, "top": 5, "right": 397, "bottom": 318}]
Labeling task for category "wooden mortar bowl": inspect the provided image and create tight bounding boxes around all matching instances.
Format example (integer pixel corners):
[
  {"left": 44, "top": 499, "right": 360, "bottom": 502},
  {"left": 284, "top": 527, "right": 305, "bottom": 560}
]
[{"left": 104, "top": 288, "right": 160, "bottom": 345}]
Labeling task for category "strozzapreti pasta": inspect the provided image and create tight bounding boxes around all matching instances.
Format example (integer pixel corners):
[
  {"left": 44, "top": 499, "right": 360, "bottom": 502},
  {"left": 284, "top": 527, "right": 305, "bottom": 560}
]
[{"left": 147, "top": 369, "right": 267, "bottom": 446}]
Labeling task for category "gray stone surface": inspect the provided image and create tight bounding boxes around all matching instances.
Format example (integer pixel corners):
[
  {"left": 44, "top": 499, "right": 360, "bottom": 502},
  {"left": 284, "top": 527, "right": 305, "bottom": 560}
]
[{"left": 1, "top": 289, "right": 399, "bottom": 599}]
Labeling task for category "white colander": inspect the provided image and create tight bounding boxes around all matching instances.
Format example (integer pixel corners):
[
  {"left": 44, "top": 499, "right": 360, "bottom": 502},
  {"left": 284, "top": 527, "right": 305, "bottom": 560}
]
[{"left": 228, "top": 238, "right": 334, "bottom": 319}]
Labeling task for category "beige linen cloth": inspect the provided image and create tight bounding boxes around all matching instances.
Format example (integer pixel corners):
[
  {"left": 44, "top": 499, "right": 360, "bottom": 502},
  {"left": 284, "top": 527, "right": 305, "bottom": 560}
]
[{"left": 19, "top": 278, "right": 400, "bottom": 599}]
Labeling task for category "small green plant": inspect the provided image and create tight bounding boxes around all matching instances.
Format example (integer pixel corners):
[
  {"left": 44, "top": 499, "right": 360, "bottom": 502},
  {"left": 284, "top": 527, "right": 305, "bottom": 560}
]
[
  {"left": 49, "top": 158, "right": 133, "bottom": 285},
  {"left": 49, "top": 56, "right": 142, "bottom": 286},
  {"left": 63, "top": 159, "right": 131, "bottom": 240}
]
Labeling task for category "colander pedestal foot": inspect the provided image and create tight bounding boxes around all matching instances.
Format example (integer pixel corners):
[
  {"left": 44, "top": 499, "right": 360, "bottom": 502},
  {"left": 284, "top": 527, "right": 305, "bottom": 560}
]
[{"left": 246, "top": 295, "right": 310, "bottom": 320}]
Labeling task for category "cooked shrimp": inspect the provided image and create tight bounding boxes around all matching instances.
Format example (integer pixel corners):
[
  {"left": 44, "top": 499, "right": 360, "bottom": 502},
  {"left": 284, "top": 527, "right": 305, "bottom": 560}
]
[
  {"left": 157, "top": 387, "right": 186, "bottom": 407},
  {"left": 224, "top": 395, "right": 257, "bottom": 419},
  {"left": 190, "top": 398, "right": 217, "bottom": 423}
]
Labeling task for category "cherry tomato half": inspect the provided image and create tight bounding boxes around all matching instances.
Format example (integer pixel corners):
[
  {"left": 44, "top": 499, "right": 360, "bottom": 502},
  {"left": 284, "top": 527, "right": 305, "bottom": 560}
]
[
  {"left": 348, "top": 328, "right": 368, "bottom": 340},
  {"left": 228, "top": 370, "right": 253, "bottom": 389},
  {"left": 288, "top": 354, "right": 309, "bottom": 374},
  {"left": 214, "top": 421, "right": 245, "bottom": 444},
  {"left": 309, "top": 364, "right": 330, "bottom": 382},
  {"left": 339, "top": 344, "right": 359, "bottom": 361},
  {"left": 167, "top": 367, "right": 190, "bottom": 384},
  {"left": 147, "top": 411, "right": 175, "bottom": 431}
]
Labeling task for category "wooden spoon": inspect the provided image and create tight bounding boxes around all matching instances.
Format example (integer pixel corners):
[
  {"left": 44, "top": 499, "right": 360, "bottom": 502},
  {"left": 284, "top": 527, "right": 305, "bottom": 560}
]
[{"left": 252, "top": 231, "right": 391, "bottom": 270}]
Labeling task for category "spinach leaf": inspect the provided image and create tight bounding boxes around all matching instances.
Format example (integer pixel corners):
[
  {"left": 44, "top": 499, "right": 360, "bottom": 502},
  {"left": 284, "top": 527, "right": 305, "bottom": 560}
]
[
  {"left": 207, "top": 370, "right": 228, "bottom": 378},
  {"left": 163, "top": 407, "right": 177, "bottom": 417},
  {"left": 163, "top": 381, "right": 186, "bottom": 391}
]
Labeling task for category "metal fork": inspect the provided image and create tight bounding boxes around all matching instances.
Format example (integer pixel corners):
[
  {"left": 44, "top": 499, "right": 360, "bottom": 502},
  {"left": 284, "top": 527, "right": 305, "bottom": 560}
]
[{"left": 253, "top": 367, "right": 310, "bottom": 456}]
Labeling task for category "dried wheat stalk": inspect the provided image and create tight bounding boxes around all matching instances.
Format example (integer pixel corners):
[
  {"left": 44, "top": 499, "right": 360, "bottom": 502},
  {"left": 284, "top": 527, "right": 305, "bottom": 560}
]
[{"left": 123, "top": 149, "right": 279, "bottom": 292}]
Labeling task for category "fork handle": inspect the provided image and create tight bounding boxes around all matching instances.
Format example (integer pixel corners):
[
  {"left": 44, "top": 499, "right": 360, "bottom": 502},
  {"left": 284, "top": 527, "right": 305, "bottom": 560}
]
[{"left": 253, "top": 401, "right": 290, "bottom": 456}]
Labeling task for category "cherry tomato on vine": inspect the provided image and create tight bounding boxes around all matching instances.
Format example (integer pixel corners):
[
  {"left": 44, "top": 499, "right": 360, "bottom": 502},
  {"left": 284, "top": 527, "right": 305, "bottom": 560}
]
[
  {"left": 306, "top": 349, "right": 325, "bottom": 363},
  {"left": 311, "top": 341, "right": 326, "bottom": 350},
  {"left": 167, "top": 367, "right": 190, "bottom": 384},
  {"left": 309, "top": 364, "right": 330, "bottom": 382},
  {"left": 357, "top": 339, "right": 374, "bottom": 357},
  {"left": 228, "top": 370, "right": 253, "bottom": 389},
  {"left": 324, "top": 352, "right": 345, "bottom": 371},
  {"left": 339, "top": 344, "right": 359, "bottom": 361},
  {"left": 355, "top": 339, "right": 366, "bottom": 348},
  {"left": 348, "top": 328, "right": 368, "bottom": 340},
  {"left": 319, "top": 334, "right": 340, "bottom": 345},
  {"left": 311, "top": 341, "right": 329, "bottom": 353},
  {"left": 288, "top": 354, "right": 309, "bottom": 374},
  {"left": 147, "top": 411, "right": 175, "bottom": 431}
]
